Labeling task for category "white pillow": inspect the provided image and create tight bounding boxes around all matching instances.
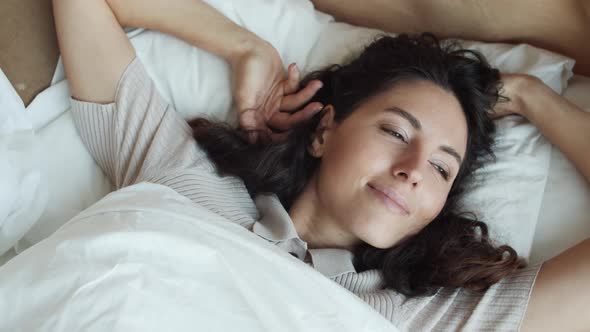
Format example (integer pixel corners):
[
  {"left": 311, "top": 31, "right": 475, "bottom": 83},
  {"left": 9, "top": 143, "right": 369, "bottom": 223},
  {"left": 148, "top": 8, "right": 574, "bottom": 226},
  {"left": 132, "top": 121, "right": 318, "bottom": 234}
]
[
  {"left": 15, "top": 111, "right": 113, "bottom": 251},
  {"left": 19, "top": 0, "right": 574, "bottom": 259}
]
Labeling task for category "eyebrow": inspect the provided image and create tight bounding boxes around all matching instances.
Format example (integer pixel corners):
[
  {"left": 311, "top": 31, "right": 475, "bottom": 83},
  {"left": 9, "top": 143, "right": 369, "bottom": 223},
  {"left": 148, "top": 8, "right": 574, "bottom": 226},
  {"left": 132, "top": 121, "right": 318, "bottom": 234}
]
[{"left": 383, "top": 107, "right": 463, "bottom": 166}]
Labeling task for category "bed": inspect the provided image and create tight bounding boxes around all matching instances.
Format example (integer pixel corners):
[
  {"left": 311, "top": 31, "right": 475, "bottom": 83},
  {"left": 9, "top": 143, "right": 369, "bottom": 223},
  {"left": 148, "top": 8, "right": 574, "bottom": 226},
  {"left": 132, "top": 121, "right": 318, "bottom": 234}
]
[{"left": 1, "top": 0, "right": 589, "bottom": 330}]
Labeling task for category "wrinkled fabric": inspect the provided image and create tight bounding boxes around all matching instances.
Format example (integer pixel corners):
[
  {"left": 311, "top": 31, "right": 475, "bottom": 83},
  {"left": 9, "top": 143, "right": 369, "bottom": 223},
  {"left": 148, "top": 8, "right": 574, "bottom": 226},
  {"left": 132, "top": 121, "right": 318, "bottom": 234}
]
[{"left": 0, "top": 183, "right": 394, "bottom": 332}]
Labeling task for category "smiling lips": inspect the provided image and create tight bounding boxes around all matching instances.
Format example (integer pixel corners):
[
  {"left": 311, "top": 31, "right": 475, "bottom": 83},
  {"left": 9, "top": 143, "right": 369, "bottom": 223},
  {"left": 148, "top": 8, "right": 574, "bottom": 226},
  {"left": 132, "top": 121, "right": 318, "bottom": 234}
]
[{"left": 368, "top": 182, "right": 411, "bottom": 216}]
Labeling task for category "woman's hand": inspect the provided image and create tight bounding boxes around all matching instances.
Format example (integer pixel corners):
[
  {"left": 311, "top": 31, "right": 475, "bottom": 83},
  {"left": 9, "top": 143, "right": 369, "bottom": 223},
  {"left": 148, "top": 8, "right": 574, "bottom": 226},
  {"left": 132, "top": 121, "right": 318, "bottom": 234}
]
[
  {"left": 492, "top": 73, "right": 543, "bottom": 119},
  {"left": 229, "top": 41, "right": 324, "bottom": 144}
]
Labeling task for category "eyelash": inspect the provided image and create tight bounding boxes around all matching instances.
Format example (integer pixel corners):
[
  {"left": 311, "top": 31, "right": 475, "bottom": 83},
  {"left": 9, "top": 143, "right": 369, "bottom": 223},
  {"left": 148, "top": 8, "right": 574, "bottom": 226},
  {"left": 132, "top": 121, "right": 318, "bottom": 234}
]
[
  {"left": 381, "top": 127, "right": 407, "bottom": 143},
  {"left": 381, "top": 127, "right": 450, "bottom": 181},
  {"left": 430, "top": 163, "right": 450, "bottom": 180}
]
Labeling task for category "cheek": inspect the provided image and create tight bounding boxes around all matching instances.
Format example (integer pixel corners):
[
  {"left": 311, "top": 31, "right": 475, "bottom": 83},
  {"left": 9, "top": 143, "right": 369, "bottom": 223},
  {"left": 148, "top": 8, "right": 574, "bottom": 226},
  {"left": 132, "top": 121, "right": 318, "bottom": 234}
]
[
  {"left": 417, "top": 188, "right": 448, "bottom": 226},
  {"left": 315, "top": 132, "right": 392, "bottom": 225},
  {"left": 423, "top": 192, "right": 447, "bottom": 225},
  {"left": 321, "top": 132, "right": 388, "bottom": 184}
]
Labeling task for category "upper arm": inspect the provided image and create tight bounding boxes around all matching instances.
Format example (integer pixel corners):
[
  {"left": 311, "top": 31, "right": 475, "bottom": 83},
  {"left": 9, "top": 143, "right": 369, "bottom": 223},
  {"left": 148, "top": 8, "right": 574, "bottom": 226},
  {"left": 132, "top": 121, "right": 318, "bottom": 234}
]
[
  {"left": 54, "top": 0, "right": 210, "bottom": 189},
  {"left": 53, "top": 0, "right": 135, "bottom": 103},
  {"left": 521, "top": 239, "right": 590, "bottom": 331}
]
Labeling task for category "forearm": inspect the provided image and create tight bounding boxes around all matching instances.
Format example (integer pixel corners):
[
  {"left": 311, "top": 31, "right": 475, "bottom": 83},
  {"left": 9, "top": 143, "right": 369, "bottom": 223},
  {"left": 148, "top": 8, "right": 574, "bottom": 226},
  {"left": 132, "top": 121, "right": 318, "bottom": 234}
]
[
  {"left": 522, "top": 82, "right": 590, "bottom": 184},
  {"left": 311, "top": 0, "right": 496, "bottom": 39},
  {"left": 312, "top": 0, "right": 590, "bottom": 75},
  {"left": 106, "top": 0, "right": 262, "bottom": 62}
]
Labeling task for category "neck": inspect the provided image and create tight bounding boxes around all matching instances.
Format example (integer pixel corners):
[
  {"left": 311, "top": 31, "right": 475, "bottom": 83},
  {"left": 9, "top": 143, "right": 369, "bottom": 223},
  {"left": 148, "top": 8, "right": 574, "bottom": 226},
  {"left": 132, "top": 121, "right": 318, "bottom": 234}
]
[{"left": 288, "top": 174, "right": 358, "bottom": 250}]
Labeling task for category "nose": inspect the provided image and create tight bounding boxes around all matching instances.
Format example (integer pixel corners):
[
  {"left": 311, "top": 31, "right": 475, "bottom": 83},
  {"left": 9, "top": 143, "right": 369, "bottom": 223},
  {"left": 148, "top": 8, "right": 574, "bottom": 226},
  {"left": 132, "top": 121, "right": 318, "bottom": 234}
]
[{"left": 392, "top": 153, "right": 424, "bottom": 187}]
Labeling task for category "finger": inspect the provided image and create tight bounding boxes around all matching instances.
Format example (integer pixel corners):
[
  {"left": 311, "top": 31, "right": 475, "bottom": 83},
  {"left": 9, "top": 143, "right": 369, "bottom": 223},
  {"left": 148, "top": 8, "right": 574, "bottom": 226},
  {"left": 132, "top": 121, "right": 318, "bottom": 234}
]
[
  {"left": 281, "top": 79, "right": 323, "bottom": 112},
  {"left": 269, "top": 131, "right": 291, "bottom": 143},
  {"left": 268, "top": 102, "right": 323, "bottom": 131},
  {"left": 255, "top": 128, "right": 275, "bottom": 145},
  {"left": 284, "top": 102, "right": 324, "bottom": 125},
  {"left": 490, "top": 106, "right": 519, "bottom": 120},
  {"left": 244, "top": 130, "right": 259, "bottom": 145},
  {"left": 240, "top": 127, "right": 277, "bottom": 145},
  {"left": 283, "top": 63, "right": 300, "bottom": 95}
]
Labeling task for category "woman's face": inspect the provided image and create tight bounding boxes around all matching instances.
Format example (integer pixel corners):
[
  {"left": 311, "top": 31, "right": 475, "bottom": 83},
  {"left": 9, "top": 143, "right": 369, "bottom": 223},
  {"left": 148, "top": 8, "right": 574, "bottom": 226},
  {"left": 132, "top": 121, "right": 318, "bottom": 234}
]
[{"left": 304, "top": 80, "right": 468, "bottom": 249}]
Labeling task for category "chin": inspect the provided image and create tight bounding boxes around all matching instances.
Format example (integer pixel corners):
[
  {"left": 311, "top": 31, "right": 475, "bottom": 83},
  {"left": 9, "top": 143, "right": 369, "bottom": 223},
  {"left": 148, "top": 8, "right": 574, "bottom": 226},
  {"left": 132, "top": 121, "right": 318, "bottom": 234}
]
[
  {"left": 371, "top": 243, "right": 392, "bottom": 250},
  {"left": 361, "top": 225, "right": 405, "bottom": 249},
  {"left": 364, "top": 237, "right": 397, "bottom": 250},
  {"left": 370, "top": 228, "right": 412, "bottom": 248}
]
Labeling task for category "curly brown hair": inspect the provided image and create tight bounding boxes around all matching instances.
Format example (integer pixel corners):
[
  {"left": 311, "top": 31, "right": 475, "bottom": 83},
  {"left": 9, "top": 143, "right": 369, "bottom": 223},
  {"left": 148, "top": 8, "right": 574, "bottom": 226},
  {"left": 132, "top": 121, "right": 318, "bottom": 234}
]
[{"left": 189, "top": 33, "right": 525, "bottom": 297}]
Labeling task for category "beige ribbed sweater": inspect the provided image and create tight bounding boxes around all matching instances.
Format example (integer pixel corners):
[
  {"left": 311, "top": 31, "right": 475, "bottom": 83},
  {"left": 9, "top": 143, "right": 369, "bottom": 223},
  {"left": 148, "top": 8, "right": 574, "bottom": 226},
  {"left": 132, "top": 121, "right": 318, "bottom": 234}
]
[{"left": 70, "top": 57, "right": 541, "bottom": 331}]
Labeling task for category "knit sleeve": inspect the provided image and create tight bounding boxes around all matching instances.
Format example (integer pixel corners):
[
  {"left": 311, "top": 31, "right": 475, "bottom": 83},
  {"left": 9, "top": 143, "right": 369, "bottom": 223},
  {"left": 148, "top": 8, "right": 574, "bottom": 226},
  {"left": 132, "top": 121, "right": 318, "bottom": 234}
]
[{"left": 70, "top": 57, "right": 208, "bottom": 189}]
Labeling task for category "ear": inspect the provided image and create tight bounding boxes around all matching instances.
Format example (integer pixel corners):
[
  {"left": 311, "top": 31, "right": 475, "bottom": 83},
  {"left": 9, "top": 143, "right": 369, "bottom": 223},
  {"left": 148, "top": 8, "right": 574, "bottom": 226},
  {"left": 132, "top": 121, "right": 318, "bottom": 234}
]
[{"left": 307, "top": 105, "right": 336, "bottom": 158}]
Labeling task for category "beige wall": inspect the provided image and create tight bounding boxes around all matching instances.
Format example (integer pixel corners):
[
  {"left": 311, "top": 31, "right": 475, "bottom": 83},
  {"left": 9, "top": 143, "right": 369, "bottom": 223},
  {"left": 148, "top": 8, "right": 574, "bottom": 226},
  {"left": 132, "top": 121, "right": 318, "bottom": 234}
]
[{"left": 0, "top": 0, "right": 59, "bottom": 106}]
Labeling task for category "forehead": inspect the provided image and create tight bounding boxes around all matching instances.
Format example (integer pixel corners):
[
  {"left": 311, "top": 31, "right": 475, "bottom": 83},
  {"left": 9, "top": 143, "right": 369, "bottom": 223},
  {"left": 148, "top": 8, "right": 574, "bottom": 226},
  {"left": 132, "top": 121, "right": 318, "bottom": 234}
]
[{"left": 350, "top": 80, "right": 468, "bottom": 154}]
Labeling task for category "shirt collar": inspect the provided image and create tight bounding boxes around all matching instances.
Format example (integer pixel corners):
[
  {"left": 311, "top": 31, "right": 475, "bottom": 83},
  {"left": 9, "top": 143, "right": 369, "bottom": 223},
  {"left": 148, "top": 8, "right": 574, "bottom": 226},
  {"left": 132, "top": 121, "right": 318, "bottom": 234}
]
[
  {"left": 308, "top": 248, "right": 356, "bottom": 277},
  {"left": 252, "top": 194, "right": 356, "bottom": 278}
]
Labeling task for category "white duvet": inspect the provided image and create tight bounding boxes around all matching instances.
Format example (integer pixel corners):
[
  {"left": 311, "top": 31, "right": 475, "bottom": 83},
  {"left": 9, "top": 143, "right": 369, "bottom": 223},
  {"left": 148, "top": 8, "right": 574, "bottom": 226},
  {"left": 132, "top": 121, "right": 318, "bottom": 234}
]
[{"left": 0, "top": 183, "right": 394, "bottom": 332}]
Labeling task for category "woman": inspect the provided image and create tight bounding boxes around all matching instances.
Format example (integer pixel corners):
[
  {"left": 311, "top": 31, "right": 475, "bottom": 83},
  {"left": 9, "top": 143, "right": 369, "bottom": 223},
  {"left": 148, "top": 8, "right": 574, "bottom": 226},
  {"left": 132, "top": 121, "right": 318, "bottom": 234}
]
[{"left": 53, "top": 0, "right": 590, "bottom": 330}]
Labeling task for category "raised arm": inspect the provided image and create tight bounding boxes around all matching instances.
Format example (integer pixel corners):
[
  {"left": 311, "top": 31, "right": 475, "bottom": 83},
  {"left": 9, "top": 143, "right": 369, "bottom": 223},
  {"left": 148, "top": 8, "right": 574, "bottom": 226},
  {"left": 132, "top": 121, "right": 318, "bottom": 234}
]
[
  {"left": 493, "top": 74, "right": 590, "bottom": 331},
  {"left": 499, "top": 75, "right": 590, "bottom": 184},
  {"left": 312, "top": 0, "right": 590, "bottom": 76},
  {"left": 53, "top": 0, "right": 263, "bottom": 104},
  {"left": 54, "top": 0, "right": 322, "bottom": 143},
  {"left": 524, "top": 85, "right": 590, "bottom": 183}
]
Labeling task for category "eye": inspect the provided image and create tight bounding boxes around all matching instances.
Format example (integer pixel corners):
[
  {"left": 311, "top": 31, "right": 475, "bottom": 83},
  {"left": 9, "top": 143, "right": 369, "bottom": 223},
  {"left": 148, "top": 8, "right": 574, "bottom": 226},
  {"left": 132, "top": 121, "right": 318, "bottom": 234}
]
[
  {"left": 381, "top": 127, "right": 407, "bottom": 143},
  {"left": 431, "top": 162, "right": 450, "bottom": 181}
]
